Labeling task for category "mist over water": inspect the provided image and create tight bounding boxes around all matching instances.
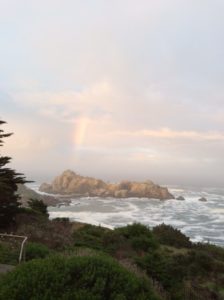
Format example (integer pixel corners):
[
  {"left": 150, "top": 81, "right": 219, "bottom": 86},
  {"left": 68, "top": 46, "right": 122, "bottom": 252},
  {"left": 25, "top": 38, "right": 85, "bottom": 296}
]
[{"left": 31, "top": 184, "right": 224, "bottom": 247}]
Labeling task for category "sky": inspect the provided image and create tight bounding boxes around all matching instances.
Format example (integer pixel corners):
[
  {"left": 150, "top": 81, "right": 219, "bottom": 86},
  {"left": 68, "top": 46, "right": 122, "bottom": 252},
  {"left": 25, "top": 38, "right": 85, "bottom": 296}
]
[{"left": 1, "top": 0, "right": 224, "bottom": 187}]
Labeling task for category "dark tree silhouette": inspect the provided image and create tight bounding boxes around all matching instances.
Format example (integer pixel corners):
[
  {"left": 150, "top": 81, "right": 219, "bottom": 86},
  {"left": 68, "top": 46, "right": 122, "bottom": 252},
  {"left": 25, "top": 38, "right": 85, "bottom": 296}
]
[
  {"left": 28, "top": 198, "right": 49, "bottom": 216},
  {"left": 0, "top": 120, "right": 27, "bottom": 228}
]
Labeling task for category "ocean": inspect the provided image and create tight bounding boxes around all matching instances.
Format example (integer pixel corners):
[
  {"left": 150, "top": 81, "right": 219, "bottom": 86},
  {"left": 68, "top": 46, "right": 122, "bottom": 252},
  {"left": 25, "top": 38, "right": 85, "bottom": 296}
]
[{"left": 30, "top": 184, "right": 224, "bottom": 247}]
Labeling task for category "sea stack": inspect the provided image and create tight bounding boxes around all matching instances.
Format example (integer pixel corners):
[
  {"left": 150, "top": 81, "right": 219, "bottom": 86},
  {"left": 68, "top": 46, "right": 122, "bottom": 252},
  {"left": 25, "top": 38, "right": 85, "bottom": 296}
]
[{"left": 39, "top": 170, "right": 174, "bottom": 200}]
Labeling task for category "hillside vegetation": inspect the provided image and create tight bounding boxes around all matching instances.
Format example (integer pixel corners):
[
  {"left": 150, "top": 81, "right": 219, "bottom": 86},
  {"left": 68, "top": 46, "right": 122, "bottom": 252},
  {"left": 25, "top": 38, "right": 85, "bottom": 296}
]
[{"left": 1, "top": 209, "right": 224, "bottom": 300}]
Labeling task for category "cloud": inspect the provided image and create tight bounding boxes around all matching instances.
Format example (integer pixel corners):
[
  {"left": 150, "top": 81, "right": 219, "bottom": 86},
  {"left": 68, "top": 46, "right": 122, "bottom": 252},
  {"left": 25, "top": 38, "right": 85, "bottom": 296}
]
[
  {"left": 109, "top": 128, "right": 224, "bottom": 141},
  {"left": 1, "top": 0, "right": 224, "bottom": 186},
  {"left": 10, "top": 81, "right": 113, "bottom": 122}
]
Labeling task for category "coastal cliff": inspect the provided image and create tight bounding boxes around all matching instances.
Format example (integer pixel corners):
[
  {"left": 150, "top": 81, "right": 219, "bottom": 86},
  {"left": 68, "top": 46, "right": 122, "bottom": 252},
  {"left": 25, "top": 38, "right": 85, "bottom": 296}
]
[
  {"left": 17, "top": 184, "right": 59, "bottom": 207},
  {"left": 39, "top": 170, "right": 174, "bottom": 200}
]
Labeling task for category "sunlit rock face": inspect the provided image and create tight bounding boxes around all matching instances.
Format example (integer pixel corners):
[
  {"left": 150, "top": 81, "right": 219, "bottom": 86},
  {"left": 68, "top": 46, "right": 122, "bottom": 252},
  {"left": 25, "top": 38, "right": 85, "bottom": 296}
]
[{"left": 39, "top": 170, "right": 174, "bottom": 200}]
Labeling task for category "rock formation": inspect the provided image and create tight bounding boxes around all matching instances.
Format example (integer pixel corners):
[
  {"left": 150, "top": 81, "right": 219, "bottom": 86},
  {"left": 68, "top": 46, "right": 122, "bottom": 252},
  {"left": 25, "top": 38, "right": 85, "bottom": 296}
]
[
  {"left": 39, "top": 170, "right": 174, "bottom": 200},
  {"left": 17, "top": 184, "right": 59, "bottom": 207},
  {"left": 176, "top": 196, "right": 185, "bottom": 200},
  {"left": 198, "top": 197, "right": 207, "bottom": 202}
]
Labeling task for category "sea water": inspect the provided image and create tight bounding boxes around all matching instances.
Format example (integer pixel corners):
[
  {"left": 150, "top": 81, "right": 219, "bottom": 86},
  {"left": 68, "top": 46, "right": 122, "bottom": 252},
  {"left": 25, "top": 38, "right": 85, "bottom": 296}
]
[{"left": 30, "top": 184, "right": 224, "bottom": 247}]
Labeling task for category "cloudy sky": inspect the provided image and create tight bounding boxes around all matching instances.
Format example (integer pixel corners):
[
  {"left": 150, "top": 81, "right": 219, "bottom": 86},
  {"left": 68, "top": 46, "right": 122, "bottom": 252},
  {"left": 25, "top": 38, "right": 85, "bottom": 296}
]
[{"left": 1, "top": 0, "right": 224, "bottom": 186}]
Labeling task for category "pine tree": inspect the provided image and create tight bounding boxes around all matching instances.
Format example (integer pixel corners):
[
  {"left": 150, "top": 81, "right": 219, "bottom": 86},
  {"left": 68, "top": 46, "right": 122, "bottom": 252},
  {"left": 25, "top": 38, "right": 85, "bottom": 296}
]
[{"left": 0, "top": 120, "right": 27, "bottom": 228}]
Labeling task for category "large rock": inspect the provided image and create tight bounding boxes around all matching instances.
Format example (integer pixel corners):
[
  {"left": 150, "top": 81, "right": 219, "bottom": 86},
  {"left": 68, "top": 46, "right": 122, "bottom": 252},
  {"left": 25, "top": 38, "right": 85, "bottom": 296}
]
[{"left": 39, "top": 170, "right": 174, "bottom": 200}]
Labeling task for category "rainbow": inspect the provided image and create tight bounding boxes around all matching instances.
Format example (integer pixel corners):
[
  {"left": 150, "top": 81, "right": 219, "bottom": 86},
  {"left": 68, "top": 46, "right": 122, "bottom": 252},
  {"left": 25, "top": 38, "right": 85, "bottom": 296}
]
[{"left": 74, "top": 117, "right": 89, "bottom": 147}]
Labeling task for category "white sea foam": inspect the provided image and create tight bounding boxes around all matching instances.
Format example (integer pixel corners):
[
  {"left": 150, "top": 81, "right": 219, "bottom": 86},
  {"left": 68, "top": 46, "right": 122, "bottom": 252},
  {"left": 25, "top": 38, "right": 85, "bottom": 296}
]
[{"left": 32, "top": 185, "right": 224, "bottom": 247}]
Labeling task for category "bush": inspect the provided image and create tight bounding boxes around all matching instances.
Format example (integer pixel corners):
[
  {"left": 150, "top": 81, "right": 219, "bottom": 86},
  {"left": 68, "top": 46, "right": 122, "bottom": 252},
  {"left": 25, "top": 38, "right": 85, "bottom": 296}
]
[
  {"left": 116, "top": 223, "right": 152, "bottom": 238},
  {"left": 73, "top": 224, "right": 108, "bottom": 251},
  {"left": 116, "top": 223, "right": 158, "bottom": 252},
  {"left": 53, "top": 217, "right": 70, "bottom": 223},
  {"left": 195, "top": 243, "right": 224, "bottom": 261},
  {"left": 187, "top": 250, "right": 214, "bottom": 276},
  {"left": 102, "top": 230, "right": 127, "bottom": 255},
  {"left": 136, "top": 253, "right": 186, "bottom": 299},
  {"left": 25, "top": 242, "right": 51, "bottom": 261},
  {"left": 28, "top": 198, "right": 48, "bottom": 216},
  {"left": 152, "top": 224, "right": 192, "bottom": 248},
  {"left": 0, "top": 242, "right": 19, "bottom": 265},
  {"left": 0, "top": 255, "right": 160, "bottom": 300},
  {"left": 72, "top": 223, "right": 158, "bottom": 255},
  {"left": 131, "top": 236, "right": 158, "bottom": 252},
  {"left": 136, "top": 252, "right": 168, "bottom": 284}
]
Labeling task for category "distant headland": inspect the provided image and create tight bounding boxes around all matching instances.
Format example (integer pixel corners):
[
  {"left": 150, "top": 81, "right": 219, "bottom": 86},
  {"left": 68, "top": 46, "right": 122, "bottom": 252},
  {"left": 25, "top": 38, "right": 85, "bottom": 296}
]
[{"left": 39, "top": 170, "right": 174, "bottom": 200}]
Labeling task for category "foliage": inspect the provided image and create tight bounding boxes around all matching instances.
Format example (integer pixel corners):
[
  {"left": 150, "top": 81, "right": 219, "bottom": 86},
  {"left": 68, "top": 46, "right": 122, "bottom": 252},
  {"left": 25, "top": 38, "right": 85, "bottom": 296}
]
[
  {"left": 1, "top": 212, "right": 224, "bottom": 299},
  {"left": 102, "top": 230, "right": 127, "bottom": 255},
  {"left": 0, "top": 255, "right": 160, "bottom": 300},
  {"left": 136, "top": 246, "right": 224, "bottom": 300},
  {"left": 73, "top": 224, "right": 108, "bottom": 250},
  {"left": 116, "top": 223, "right": 152, "bottom": 239},
  {"left": 195, "top": 242, "right": 224, "bottom": 261},
  {"left": 116, "top": 223, "right": 159, "bottom": 252},
  {"left": 25, "top": 242, "right": 51, "bottom": 261},
  {"left": 152, "top": 224, "right": 192, "bottom": 248},
  {"left": 53, "top": 217, "right": 70, "bottom": 223},
  {"left": 73, "top": 223, "right": 158, "bottom": 257},
  {"left": 0, "top": 120, "right": 27, "bottom": 228},
  {"left": 0, "top": 242, "right": 19, "bottom": 265},
  {"left": 27, "top": 198, "right": 49, "bottom": 216}
]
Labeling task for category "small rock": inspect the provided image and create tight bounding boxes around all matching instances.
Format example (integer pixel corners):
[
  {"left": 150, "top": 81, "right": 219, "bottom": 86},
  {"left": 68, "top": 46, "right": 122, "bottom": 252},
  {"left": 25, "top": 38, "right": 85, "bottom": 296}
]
[
  {"left": 198, "top": 197, "right": 207, "bottom": 202},
  {"left": 176, "top": 196, "right": 185, "bottom": 201}
]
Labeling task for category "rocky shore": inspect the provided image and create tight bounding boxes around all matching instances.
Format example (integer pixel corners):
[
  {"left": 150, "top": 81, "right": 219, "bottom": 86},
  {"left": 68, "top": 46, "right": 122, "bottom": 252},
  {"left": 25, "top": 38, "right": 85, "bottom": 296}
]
[
  {"left": 17, "top": 184, "right": 63, "bottom": 207},
  {"left": 39, "top": 170, "right": 174, "bottom": 200}
]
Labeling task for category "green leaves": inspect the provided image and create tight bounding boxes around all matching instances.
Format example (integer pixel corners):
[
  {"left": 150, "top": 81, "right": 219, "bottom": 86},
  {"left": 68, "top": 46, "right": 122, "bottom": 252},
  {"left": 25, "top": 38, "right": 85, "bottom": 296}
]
[
  {"left": 27, "top": 198, "right": 49, "bottom": 216},
  {"left": 0, "top": 255, "right": 159, "bottom": 300},
  {"left": 152, "top": 224, "right": 192, "bottom": 248}
]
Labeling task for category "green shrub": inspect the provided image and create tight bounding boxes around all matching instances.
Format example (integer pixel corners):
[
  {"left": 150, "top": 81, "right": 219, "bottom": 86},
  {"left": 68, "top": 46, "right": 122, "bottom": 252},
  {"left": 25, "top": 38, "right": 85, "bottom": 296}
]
[
  {"left": 152, "top": 224, "right": 192, "bottom": 248},
  {"left": 102, "top": 230, "right": 127, "bottom": 254},
  {"left": 73, "top": 223, "right": 159, "bottom": 256},
  {"left": 195, "top": 243, "right": 224, "bottom": 261},
  {"left": 116, "top": 223, "right": 158, "bottom": 252},
  {"left": 0, "top": 243, "right": 19, "bottom": 265},
  {"left": 187, "top": 250, "right": 214, "bottom": 276},
  {"left": 25, "top": 242, "right": 51, "bottom": 261},
  {"left": 0, "top": 255, "right": 160, "bottom": 300},
  {"left": 136, "top": 252, "right": 171, "bottom": 287},
  {"left": 53, "top": 217, "right": 70, "bottom": 223},
  {"left": 17, "top": 207, "right": 37, "bottom": 215},
  {"left": 28, "top": 198, "right": 48, "bottom": 216},
  {"left": 116, "top": 223, "right": 152, "bottom": 238},
  {"left": 131, "top": 236, "right": 158, "bottom": 252},
  {"left": 136, "top": 252, "right": 186, "bottom": 299},
  {"left": 73, "top": 224, "right": 108, "bottom": 251}
]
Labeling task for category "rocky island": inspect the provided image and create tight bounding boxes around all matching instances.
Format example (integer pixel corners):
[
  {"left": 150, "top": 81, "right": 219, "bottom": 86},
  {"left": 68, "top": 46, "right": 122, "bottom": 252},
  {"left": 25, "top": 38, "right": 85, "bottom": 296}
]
[{"left": 39, "top": 170, "right": 174, "bottom": 200}]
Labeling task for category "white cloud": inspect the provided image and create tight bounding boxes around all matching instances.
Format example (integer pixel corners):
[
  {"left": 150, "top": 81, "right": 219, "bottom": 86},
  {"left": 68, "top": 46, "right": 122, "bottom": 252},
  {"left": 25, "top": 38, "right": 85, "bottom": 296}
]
[
  {"left": 109, "top": 128, "right": 224, "bottom": 141},
  {"left": 1, "top": 0, "right": 224, "bottom": 185},
  {"left": 11, "top": 81, "right": 114, "bottom": 122}
]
